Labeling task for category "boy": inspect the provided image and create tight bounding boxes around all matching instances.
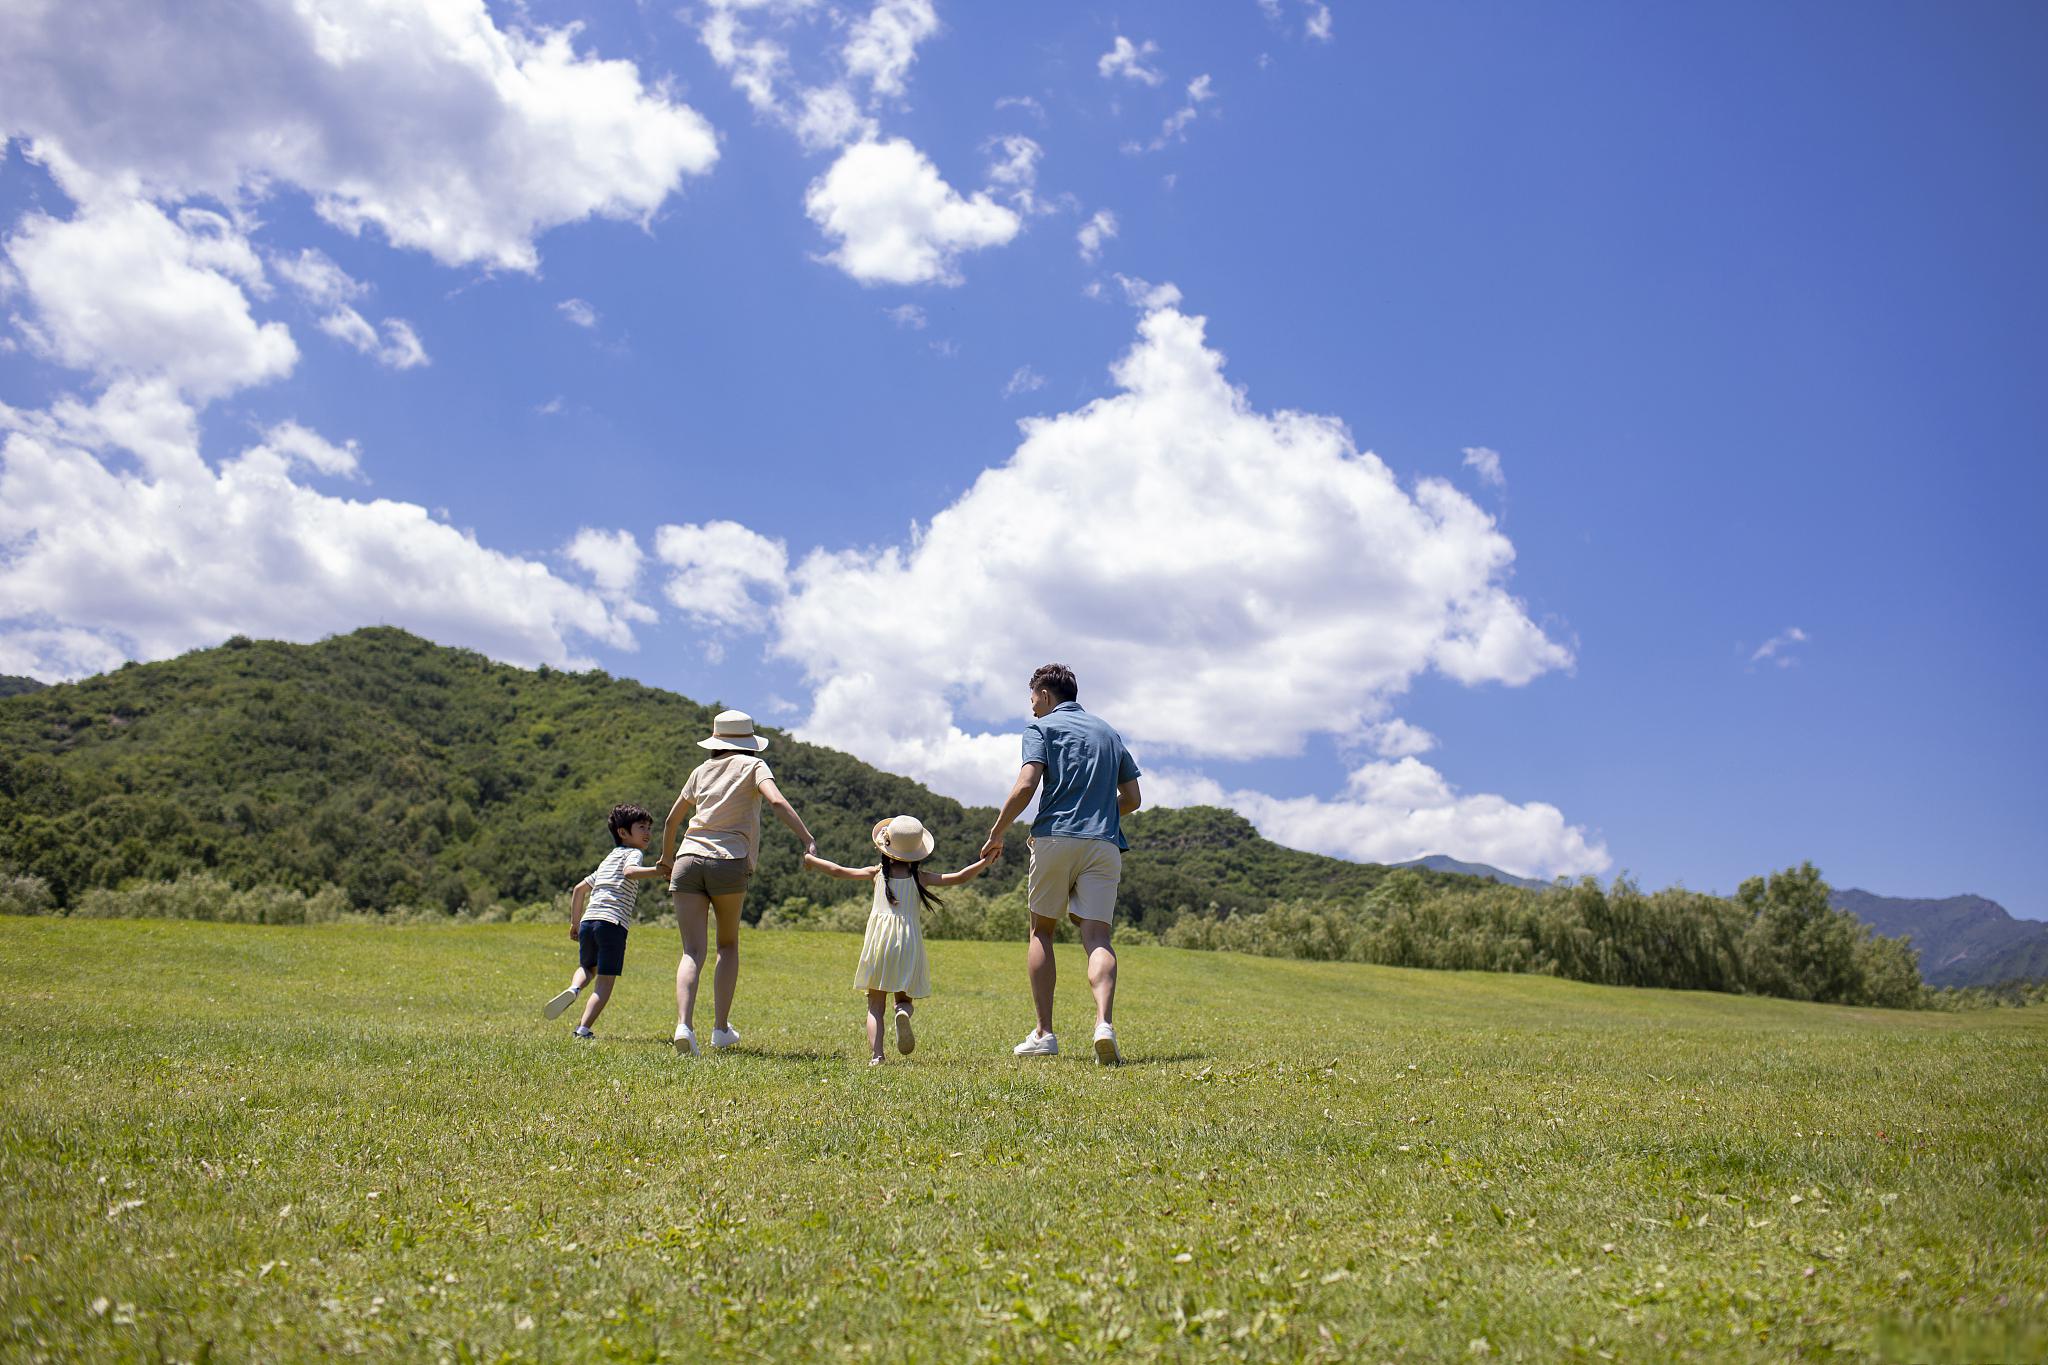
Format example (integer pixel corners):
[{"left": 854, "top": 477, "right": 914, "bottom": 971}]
[{"left": 542, "top": 804, "right": 665, "bottom": 1040}]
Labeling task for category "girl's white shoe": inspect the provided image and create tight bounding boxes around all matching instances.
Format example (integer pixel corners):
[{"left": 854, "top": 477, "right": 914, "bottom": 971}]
[{"left": 894, "top": 1007, "right": 916, "bottom": 1056}]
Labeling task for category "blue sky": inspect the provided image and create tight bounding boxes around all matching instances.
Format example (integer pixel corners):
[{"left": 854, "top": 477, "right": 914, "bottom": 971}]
[{"left": 2, "top": 1, "right": 2043, "bottom": 915}]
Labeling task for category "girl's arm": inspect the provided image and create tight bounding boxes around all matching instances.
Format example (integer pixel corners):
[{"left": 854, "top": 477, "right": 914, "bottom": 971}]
[
  {"left": 759, "top": 778, "right": 818, "bottom": 856},
  {"left": 922, "top": 854, "right": 998, "bottom": 889},
  {"left": 802, "top": 853, "right": 882, "bottom": 882}
]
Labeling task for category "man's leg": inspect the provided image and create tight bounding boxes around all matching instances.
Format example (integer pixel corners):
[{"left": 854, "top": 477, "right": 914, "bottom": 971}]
[
  {"left": 1078, "top": 919, "right": 1116, "bottom": 1028},
  {"left": 674, "top": 891, "right": 709, "bottom": 1032},
  {"left": 1028, "top": 914, "right": 1060, "bottom": 1035},
  {"left": 708, "top": 891, "right": 745, "bottom": 1032}
]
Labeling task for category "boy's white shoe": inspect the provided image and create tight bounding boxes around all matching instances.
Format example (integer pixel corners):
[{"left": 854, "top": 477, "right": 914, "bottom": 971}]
[
  {"left": 709, "top": 1025, "right": 741, "bottom": 1051},
  {"left": 671, "top": 1024, "right": 699, "bottom": 1057},
  {"left": 542, "top": 986, "right": 581, "bottom": 1020},
  {"left": 1012, "top": 1028, "right": 1059, "bottom": 1057},
  {"left": 894, "top": 1006, "right": 916, "bottom": 1056},
  {"left": 1093, "top": 1021, "right": 1121, "bottom": 1066}
]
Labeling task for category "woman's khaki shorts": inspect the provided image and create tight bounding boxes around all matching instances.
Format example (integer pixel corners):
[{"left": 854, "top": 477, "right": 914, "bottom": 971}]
[
  {"left": 669, "top": 855, "right": 750, "bottom": 897},
  {"left": 1026, "top": 835, "right": 1123, "bottom": 925}
]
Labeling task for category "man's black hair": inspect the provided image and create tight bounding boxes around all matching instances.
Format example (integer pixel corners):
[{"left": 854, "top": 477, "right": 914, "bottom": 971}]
[{"left": 1029, "top": 663, "right": 1078, "bottom": 704}]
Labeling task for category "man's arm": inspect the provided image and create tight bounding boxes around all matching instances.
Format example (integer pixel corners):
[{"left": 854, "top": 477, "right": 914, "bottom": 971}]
[
  {"left": 1118, "top": 778, "right": 1142, "bottom": 816},
  {"left": 981, "top": 762, "right": 1044, "bottom": 862}
]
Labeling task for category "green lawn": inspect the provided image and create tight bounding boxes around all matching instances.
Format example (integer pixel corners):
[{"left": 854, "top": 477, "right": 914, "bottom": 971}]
[{"left": 2, "top": 918, "right": 2043, "bottom": 1362}]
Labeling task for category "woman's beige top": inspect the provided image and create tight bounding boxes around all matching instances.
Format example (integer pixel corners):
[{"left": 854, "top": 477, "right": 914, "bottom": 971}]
[{"left": 677, "top": 753, "right": 774, "bottom": 865}]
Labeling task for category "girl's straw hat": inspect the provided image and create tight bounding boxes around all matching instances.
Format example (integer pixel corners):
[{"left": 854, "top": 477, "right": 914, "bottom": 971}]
[
  {"left": 872, "top": 815, "right": 936, "bottom": 863},
  {"left": 698, "top": 709, "right": 770, "bottom": 752}
]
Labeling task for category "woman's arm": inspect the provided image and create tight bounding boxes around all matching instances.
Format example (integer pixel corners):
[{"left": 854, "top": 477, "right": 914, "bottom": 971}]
[
  {"left": 802, "top": 853, "right": 881, "bottom": 882},
  {"left": 657, "top": 788, "right": 693, "bottom": 867},
  {"left": 922, "top": 854, "right": 997, "bottom": 889},
  {"left": 758, "top": 777, "right": 818, "bottom": 855}
]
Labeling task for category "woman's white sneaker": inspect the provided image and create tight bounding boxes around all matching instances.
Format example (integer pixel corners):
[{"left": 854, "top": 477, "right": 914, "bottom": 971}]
[
  {"left": 709, "top": 1025, "right": 741, "bottom": 1051},
  {"left": 1012, "top": 1029, "right": 1059, "bottom": 1057},
  {"left": 1093, "top": 1022, "right": 1121, "bottom": 1066},
  {"left": 672, "top": 1024, "right": 699, "bottom": 1056}
]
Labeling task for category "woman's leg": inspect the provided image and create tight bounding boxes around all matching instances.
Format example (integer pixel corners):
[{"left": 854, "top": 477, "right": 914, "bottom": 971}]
[
  {"left": 708, "top": 890, "right": 746, "bottom": 1032},
  {"left": 674, "top": 890, "right": 710, "bottom": 1032},
  {"left": 866, "top": 990, "right": 888, "bottom": 1062}
]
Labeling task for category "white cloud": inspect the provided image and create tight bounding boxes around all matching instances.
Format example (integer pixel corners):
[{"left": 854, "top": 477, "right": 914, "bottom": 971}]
[
  {"left": 1098, "top": 36, "right": 1164, "bottom": 86},
  {"left": 804, "top": 139, "right": 1021, "bottom": 286},
  {"left": 5, "top": 193, "right": 296, "bottom": 399},
  {"left": 793, "top": 83, "right": 877, "bottom": 153},
  {"left": 1462, "top": 445, "right": 1505, "bottom": 489},
  {"left": 1077, "top": 209, "right": 1119, "bottom": 263},
  {"left": 272, "top": 248, "right": 363, "bottom": 309},
  {"left": 1750, "top": 626, "right": 1809, "bottom": 669},
  {"left": 842, "top": 0, "right": 939, "bottom": 99},
  {"left": 559, "top": 298, "right": 599, "bottom": 329},
  {"left": 654, "top": 520, "right": 790, "bottom": 630},
  {"left": 0, "top": 391, "right": 645, "bottom": 680},
  {"left": 1305, "top": 4, "right": 1334, "bottom": 42},
  {"left": 885, "top": 303, "right": 927, "bottom": 329},
  {"left": 1003, "top": 365, "right": 1046, "bottom": 398},
  {"left": 994, "top": 95, "right": 1047, "bottom": 123},
  {"left": 318, "top": 307, "right": 430, "bottom": 370},
  {"left": 566, "top": 527, "right": 659, "bottom": 624},
  {"left": 984, "top": 135, "right": 1045, "bottom": 214},
  {"left": 651, "top": 291, "right": 1588, "bottom": 870},
  {"left": 1124, "top": 75, "right": 1216, "bottom": 155},
  {"left": 1363, "top": 718, "right": 1438, "bottom": 759},
  {"left": 0, "top": 0, "right": 719, "bottom": 272}
]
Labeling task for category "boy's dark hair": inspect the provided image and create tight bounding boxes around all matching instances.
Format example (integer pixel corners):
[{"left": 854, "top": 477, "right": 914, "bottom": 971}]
[
  {"left": 607, "top": 804, "right": 653, "bottom": 845},
  {"left": 1029, "top": 663, "right": 1078, "bottom": 704}
]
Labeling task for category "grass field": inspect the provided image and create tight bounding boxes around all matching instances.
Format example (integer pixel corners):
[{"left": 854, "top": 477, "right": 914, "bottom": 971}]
[{"left": 2, "top": 919, "right": 2044, "bottom": 1362}]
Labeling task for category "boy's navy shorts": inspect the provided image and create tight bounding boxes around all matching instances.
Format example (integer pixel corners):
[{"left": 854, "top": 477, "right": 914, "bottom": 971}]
[{"left": 578, "top": 920, "right": 628, "bottom": 976}]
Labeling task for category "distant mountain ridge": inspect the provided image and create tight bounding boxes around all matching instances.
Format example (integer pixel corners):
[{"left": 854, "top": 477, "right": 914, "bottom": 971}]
[
  {"left": 0, "top": 675, "right": 48, "bottom": 700},
  {"left": 1392, "top": 855, "right": 1555, "bottom": 892},
  {"left": 1830, "top": 888, "right": 2048, "bottom": 988}
]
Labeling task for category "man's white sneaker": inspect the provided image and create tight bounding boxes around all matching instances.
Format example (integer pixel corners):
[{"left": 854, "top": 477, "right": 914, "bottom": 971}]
[
  {"left": 542, "top": 986, "right": 581, "bottom": 1020},
  {"left": 1093, "top": 1022, "right": 1121, "bottom": 1066},
  {"left": 672, "top": 1025, "right": 699, "bottom": 1057},
  {"left": 1013, "top": 1029, "right": 1059, "bottom": 1057},
  {"left": 709, "top": 1025, "right": 741, "bottom": 1051},
  {"left": 894, "top": 1007, "right": 916, "bottom": 1056}
]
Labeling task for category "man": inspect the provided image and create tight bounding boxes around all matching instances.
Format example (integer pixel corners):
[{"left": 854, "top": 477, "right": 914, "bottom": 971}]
[{"left": 980, "top": 664, "right": 1142, "bottom": 1064}]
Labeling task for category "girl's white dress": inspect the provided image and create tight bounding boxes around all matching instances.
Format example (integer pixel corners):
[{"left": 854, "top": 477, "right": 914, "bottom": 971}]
[{"left": 853, "top": 872, "right": 931, "bottom": 997}]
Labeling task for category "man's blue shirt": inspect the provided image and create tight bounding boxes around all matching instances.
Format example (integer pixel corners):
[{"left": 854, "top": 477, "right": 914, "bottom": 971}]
[{"left": 1022, "top": 702, "right": 1141, "bottom": 850}]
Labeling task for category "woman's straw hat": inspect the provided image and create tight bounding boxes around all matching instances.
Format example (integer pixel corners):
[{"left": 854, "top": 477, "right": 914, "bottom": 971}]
[
  {"left": 698, "top": 709, "right": 770, "bottom": 752},
  {"left": 872, "top": 815, "right": 936, "bottom": 863}
]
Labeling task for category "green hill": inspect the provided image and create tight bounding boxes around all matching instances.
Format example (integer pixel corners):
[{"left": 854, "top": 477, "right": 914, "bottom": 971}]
[
  {"left": 0, "top": 675, "right": 46, "bottom": 700},
  {"left": 0, "top": 628, "right": 1454, "bottom": 923}
]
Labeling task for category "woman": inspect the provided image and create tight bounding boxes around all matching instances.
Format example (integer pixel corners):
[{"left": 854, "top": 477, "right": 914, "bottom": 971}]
[{"left": 655, "top": 710, "right": 816, "bottom": 1055}]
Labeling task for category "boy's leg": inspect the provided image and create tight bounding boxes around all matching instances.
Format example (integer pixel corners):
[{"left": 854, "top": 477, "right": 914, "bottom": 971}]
[
  {"left": 708, "top": 891, "right": 745, "bottom": 1032},
  {"left": 675, "top": 891, "right": 710, "bottom": 1032},
  {"left": 570, "top": 965, "right": 591, "bottom": 991},
  {"left": 579, "top": 974, "right": 616, "bottom": 1029},
  {"left": 866, "top": 990, "right": 887, "bottom": 1061}
]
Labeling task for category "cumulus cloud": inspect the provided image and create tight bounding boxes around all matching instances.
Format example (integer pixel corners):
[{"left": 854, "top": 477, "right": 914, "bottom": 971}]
[
  {"left": 4, "top": 192, "right": 296, "bottom": 399},
  {"left": 843, "top": 0, "right": 940, "bottom": 98},
  {"left": 272, "top": 248, "right": 363, "bottom": 309},
  {"left": 804, "top": 139, "right": 1021, "bottom": 286},
  {"left": 0, "top": 0, "right": 719, "bottom": 272},
  {"left": 0, "top": 390, "right": 645, "bottom": 680},
  {"left": 565, "top": 527, "right": 658, "bottom": 625},
  {"left": 646, "top": 291, "right": 1592, "bottom": 871},
  {"left": 1462, "top": 445, "right": 1505, "bottom": 489},
  {"left": 1098, "top": 36, "right": 1164, "bottom": 86},
  {"left": 1750, "top": 626, "right": 1809, "bottom": 669},
  {"left": 654, "top": 520, "right": 790, "bottom": 631},
  {"left": 318, "top": 307, "right": 429, "bottom": 369},
  {"left": 984, "top": 135, "right": 1045, "bottom": 214},
  {"left": 1077, "top": 209, "right": 1119, "bottom": 263},
  {"left": 696, "top": 0, "right": 939, "bottom": 152},
  {"left": 559, "top": 298, "right": 599, "bottom": 329}
]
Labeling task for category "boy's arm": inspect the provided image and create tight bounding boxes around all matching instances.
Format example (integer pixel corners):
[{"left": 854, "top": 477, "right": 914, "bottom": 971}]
[
  {"left": 624, "top": 865, "right": 668, "bottom": 881},
  {"left": 922, "top": 854, "right": 997, "bottom": 889},
  {"left": 801, "top": 852, "right": 880, "bottom": 881},
  {"left": 568, "top": 880, "right": 590, "bottom": 939}
]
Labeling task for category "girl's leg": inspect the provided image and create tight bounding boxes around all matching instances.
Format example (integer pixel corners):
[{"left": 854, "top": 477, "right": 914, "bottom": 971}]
[
  {"left": 708, "top": 891, "right": 746, "bottom": 1032},
  {"left": 866, "top": 990, "right": 888, "bottom": 1062},
  {"left": 894, "top": 991, "right": 913, "bottom": 1013},
  {"left": 579, "top": 974, "right": 615, "bottom": 1029},
  {"left": 893, "top": 991, "right": 916, "bottom": 1056},
  {"left": 674, "top": 891, "right": 710, "bottom": 1032}
]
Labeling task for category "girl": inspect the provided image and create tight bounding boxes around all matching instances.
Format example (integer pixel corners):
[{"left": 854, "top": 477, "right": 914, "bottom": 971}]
[{"left": 802, "top": 815, "right": 994, "bottom": 1065}]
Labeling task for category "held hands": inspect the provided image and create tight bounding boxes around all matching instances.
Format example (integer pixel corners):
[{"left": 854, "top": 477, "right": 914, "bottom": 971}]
[{"left": 979, "top": 832, "right": 1005, "bottom": 863}]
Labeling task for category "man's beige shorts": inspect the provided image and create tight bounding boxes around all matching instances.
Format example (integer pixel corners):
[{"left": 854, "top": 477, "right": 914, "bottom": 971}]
[{"left": 1027, "top": 835, "right": 1123, "bottom": 926}]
